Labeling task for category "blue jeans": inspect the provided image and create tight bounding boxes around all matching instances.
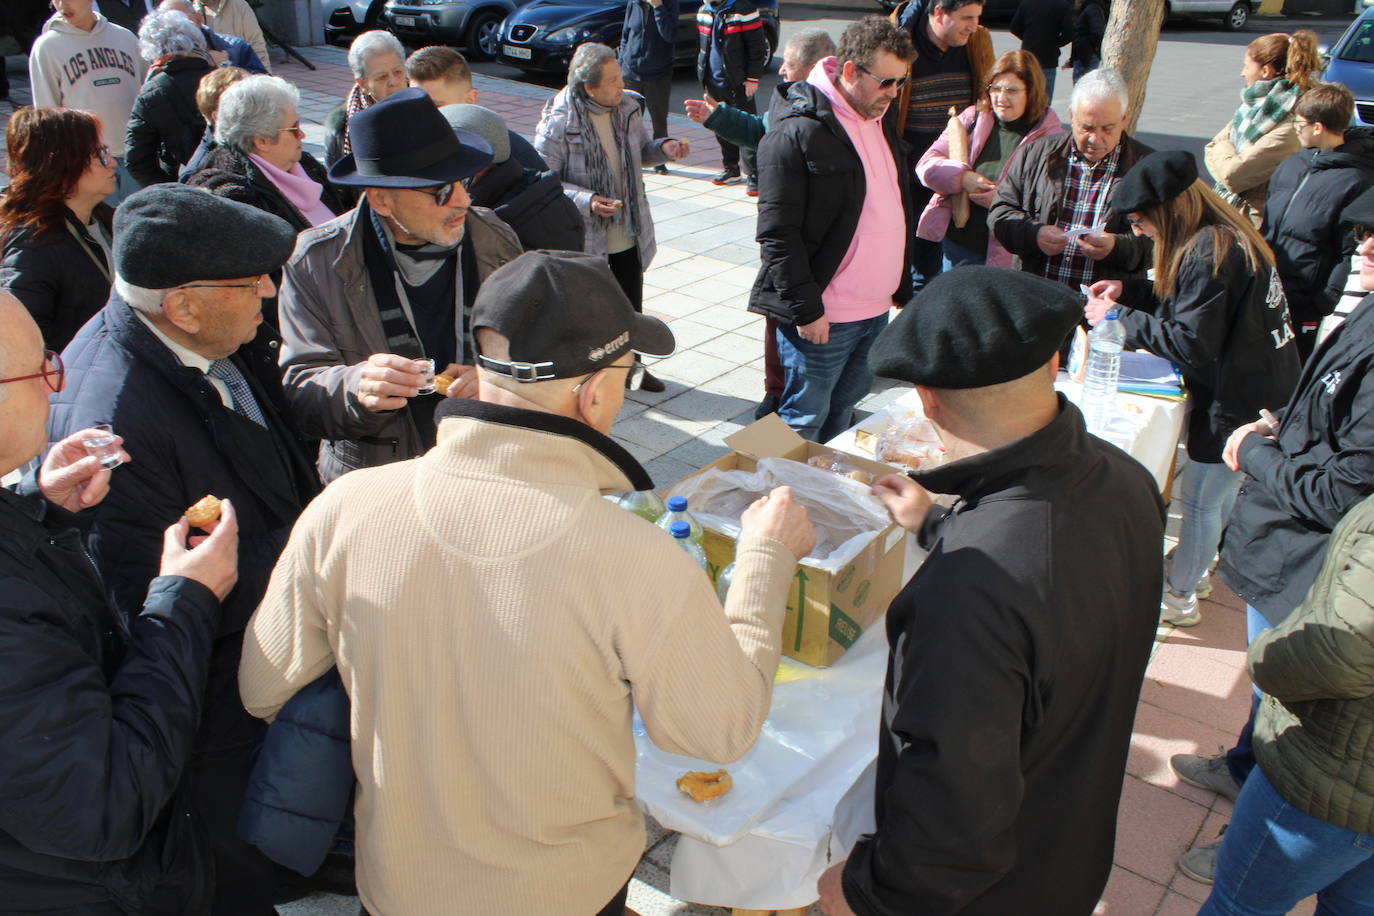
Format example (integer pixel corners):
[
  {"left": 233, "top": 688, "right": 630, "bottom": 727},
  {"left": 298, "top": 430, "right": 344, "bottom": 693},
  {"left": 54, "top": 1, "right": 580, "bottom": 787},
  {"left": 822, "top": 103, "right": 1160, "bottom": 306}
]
[
  {"left": 1043, "top": 67, "right": 1058, "bottom": 99},
  {"left": 941, "top": 238, "right": 985, "bottom": 271},
  {"left": 1225, "top": 605, "right": 1274, "bottom": 785},
  {"left": 105, "top": 156, "right": 139, "bottom": 207},
  {"left": 1199, "top": 767, "right": 1374, "bottom": 916},
  {"left": 1167, "top": 457, "right": 1241, "bottom": 597},
  {"left": 776, "top": 313, "right": 889, "bottom": 442}
]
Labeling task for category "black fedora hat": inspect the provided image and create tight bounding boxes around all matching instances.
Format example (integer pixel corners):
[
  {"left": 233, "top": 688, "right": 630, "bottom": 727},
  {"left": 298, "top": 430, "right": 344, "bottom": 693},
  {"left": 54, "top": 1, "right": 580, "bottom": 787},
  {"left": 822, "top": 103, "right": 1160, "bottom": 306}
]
[{"left": 329, "top": 87, "right": 494, "bottom": 188}]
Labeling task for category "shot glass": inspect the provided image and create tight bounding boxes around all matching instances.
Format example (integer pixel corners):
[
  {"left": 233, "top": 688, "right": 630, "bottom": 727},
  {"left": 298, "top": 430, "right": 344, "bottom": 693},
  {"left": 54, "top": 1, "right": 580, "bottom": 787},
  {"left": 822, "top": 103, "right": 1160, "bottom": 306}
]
[
  {"left": 82, "top": 423, "right": 124, "bottom": 470},
  {"left": 415, "top": 358, "right": 436, "bottom": 395}
]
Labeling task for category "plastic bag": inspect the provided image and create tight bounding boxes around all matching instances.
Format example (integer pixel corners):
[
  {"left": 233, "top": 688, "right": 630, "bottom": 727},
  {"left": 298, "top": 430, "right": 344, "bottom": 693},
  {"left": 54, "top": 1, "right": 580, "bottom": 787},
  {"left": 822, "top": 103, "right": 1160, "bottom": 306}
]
[
  {"left": 875, "top": 410, "right": 945, "bottom": 472},
  {"left": 665, "top": 457, "right": 891, "bottom": 572}
]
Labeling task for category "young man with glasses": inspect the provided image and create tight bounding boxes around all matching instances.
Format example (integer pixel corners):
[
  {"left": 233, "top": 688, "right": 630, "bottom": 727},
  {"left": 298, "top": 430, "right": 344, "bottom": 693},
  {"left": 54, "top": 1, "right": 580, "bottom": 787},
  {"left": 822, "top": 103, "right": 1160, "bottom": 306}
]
[
  {"left": 278, "top": 88, "right": 523, "bottom": 483},
  {"left": 0, "top": 290, "right": 242, "bottom": 915},
  {"left": 750, "top": 17, "right": 917, "bottom": 442},
  {"left": 45, "top": 184, "right": 320, "bottom": 915},
  {"left": 1261, "top": 81, "right": 1374, "bottom": 363}
]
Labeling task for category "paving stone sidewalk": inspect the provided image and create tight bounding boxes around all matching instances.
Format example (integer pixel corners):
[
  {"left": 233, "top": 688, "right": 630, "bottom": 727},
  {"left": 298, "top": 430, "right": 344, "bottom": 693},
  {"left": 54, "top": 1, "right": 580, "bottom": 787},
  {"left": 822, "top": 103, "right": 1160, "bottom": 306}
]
[{"left": 0, "top": 40, "right": 1316, "bottom": 916}]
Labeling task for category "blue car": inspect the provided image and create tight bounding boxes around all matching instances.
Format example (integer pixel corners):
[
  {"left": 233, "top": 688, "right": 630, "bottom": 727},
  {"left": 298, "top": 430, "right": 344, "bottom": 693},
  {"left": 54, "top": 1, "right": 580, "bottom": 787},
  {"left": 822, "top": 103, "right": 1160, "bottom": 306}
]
[
  {"left": 495, "top": 0, "right": 779, "bottom": 75},
  {"left": 1323, "top": 4, "right": 1374, "bottom": 127}
]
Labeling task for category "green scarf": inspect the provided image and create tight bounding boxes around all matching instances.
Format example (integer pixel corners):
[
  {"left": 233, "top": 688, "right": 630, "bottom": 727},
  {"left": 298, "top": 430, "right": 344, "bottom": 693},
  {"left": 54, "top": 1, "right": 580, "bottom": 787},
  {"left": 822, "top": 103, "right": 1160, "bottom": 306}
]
[{"left": 1215, "top": 77, "right": 1299, "bottom": 206}]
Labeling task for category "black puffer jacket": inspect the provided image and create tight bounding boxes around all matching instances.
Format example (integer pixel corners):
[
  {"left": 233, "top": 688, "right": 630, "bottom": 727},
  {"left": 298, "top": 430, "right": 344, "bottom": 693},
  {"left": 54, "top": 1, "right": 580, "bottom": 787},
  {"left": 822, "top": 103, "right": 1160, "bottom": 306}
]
[
  {"left": 1010, "top": 0, "right": 1074, "bottom": 70},
  {"left": 1262, "top": 129, "right": 1374, "bottom": 325},
  {"left": 1118, "top": 230, "right": 1301, "bottom": 463},
  {"left": 466, "top": 156, "right": 585, "bottom": 252},
  {"left": 0, "top": 484, "right": 221, "bottom": 915},
  {"left": 1069, "top": 0, "right": 1108, "bottom": 70},
  {"left": 125, "top": 57, "right": 216, "bottom": 187},
  {"left": 619, "top": 0, "right": 678, "bottom": 81},
  {"left": 0, "top": 205, "right": 113, "bottom": 351},
  {"left": 749, "top": 81, "right": 915, "bottom": 326},
  {"left": 1221, "top": 294, "right": 1374, "bottom": 624},
  {"left": 182, "top": 145, "right": 347, "bottom": 233}
]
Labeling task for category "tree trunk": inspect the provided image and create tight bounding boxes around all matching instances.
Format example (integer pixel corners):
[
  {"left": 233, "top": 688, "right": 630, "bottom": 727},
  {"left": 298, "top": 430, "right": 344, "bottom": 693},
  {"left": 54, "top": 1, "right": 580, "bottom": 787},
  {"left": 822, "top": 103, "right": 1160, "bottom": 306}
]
[{"left": 1099, "top": 0, "right": 1167, "bottom": 135}]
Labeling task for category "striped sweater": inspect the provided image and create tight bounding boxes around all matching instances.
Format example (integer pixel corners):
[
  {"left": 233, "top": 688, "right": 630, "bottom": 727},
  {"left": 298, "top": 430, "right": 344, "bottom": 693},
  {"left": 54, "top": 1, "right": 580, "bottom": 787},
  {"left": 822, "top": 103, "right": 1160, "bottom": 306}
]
[{"left": 695, "top": 0, "right": 768, "bottom": 89}]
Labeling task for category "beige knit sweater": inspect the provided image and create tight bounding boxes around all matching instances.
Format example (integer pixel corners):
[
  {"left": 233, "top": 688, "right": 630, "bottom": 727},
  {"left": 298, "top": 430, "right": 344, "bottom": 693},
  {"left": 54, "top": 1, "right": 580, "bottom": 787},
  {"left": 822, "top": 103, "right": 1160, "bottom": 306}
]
[
  {"left": 199, "top": 0, "right": 270, "bottom": 73},
  {"left": 239, "top": 406, "right": 796, "bottom": 915}
]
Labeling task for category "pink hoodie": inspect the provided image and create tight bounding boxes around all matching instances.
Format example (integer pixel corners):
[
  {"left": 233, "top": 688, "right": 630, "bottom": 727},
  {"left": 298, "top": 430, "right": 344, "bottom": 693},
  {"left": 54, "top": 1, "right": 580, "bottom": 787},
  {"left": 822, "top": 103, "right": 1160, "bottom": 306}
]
[
  {"left": 807, "top": 58, "right": 905, "bottom": 323},
  {"left": 914, "top": 105, "right": 1064, "bottom": 267}
]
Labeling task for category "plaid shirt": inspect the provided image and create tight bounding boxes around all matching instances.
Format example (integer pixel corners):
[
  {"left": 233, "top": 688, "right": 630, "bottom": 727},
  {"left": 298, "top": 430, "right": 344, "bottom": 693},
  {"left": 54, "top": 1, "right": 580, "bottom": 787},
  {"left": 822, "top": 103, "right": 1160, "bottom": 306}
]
[{"left": 1044, "top": 144, "right": 1123, "bottom": 288}]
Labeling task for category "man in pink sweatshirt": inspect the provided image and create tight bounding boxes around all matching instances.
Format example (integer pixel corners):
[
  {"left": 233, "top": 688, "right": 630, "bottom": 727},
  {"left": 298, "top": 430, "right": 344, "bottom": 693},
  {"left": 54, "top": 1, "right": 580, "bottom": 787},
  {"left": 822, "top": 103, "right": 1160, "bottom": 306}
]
[{"left": 748, "top": 16, "right": 917, "bottom": 442}]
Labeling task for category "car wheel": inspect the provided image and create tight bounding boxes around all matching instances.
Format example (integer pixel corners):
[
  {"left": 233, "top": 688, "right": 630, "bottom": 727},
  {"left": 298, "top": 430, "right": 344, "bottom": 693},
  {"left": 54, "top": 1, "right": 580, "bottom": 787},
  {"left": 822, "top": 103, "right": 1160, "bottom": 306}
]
[
  {"left": 1224, "top": 2, "right": 1249, "bottom": 31},
  {"left": 465, "top": 9, "right": 504, "bottom": 61},
  {"left": 363, "top": 0, "right": 385, "bottom": 29},
  {"left": 762, "top": 24, "right": 777, "bottom": 68}
]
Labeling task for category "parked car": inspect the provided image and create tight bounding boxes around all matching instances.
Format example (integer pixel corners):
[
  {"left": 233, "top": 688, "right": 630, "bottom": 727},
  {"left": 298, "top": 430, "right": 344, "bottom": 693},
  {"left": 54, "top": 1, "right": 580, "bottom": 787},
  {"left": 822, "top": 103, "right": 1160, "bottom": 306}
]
[
  {"left": 1164, "top": 0, "right": 1256, "bottom": 31},
  {"left": 381, "top": 0, "right": 529, "bottom": 60},
  {"left": 322, "top": 0, "right": 384, "bottom": 43},
  {"left": 1322, "top": 3, "right": 1374, "bottom": 127},
  {"left": 494, "top": 0, "right": 778, "bottom": 76}
]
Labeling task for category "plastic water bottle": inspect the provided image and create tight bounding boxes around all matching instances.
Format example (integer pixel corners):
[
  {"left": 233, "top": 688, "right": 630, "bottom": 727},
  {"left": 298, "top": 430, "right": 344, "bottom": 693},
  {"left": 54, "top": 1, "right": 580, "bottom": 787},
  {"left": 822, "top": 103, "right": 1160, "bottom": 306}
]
[
  {"left": 715, "top": 561, "right": 735, "bottom": 604},
  {"left": 1082, "top": 308, "right": 1124, "bottom": 434},
  {"left": 615, "top": 490, "right": 665, "bottom": 523},
  {"left": 671, "top": 521, "right": 707, "bottom": 569},
  {"left": 657, "top": 496, "right": 704, "bottom": 547}
]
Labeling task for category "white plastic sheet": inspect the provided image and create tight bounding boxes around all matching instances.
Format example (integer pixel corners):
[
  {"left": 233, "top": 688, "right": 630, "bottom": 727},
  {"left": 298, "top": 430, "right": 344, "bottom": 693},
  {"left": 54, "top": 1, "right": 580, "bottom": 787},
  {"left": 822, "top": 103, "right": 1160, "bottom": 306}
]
[
  {"left": 665, "top": 456, "right": 891, "bottom": 572},
  {"left": 633, "top": 623, "right": 889, "bottom": 906}
]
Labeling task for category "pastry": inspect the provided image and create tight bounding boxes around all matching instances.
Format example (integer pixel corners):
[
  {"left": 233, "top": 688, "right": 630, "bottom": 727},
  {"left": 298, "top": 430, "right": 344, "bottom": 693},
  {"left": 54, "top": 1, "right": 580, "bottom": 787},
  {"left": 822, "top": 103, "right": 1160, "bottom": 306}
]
[
  {"left": 184, "top": 494, "right": 222, "bottom": 528},
  {"left": 676, "top": 769, "right": 732, "bottom": 803},
  {"left": 434, "top": 373, "right": 456, "bottom": 396}
]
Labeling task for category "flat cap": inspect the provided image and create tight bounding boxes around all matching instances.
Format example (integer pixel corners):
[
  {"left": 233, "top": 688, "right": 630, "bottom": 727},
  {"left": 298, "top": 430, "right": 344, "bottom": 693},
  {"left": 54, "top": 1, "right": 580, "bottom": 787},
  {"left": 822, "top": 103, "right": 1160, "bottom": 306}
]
[
  {"left": 869, "top": 266, "right": 1082, "bottom": 389},
  {"left": 1111, "top": 149, "right": 1198, "bottom": 214},
  {"left": 440, "top": 104, "right": 511, "bottom": 165},
  {"left": 1342, "top": 185, "right": 1374, "bottom": 228},
  {"left": 466, "top": 250, "right": 675, "bottom": 383},
  {"left": 113, "top": 184, "right": 297, "bottom": 288}
]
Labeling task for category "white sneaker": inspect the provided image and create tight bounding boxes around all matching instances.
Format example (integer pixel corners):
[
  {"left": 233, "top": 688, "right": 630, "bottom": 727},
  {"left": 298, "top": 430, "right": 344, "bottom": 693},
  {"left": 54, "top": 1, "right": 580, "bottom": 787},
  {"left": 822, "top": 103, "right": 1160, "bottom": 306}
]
[
  {"left": 1195, "top": 571, "right": 1213, "bottom": 600},
  {"left": 1160, "top": 589, "right": 1201, "bottom": 627}
]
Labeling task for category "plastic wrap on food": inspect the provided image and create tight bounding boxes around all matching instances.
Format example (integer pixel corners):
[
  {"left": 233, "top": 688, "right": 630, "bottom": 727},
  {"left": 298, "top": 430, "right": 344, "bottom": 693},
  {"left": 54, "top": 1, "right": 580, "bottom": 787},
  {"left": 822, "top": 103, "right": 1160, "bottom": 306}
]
[{"left": 874, "top": 411, "right": 945, "bottom": 472}]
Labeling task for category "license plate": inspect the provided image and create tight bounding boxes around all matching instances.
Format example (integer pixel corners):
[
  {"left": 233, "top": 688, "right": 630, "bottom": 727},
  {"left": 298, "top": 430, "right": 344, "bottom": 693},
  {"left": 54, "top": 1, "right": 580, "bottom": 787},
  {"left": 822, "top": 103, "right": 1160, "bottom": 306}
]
[
  {"left": 392, "top": 14, "right": 415, "bottom": 26},
  {"left": 503, "top": 44, "right": 532, "bottom": 59}
]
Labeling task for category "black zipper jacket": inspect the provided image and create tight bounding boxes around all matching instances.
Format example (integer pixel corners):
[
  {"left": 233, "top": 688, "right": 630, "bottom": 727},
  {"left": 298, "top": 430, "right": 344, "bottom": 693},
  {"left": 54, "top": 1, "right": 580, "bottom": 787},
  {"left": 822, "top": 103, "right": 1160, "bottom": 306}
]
[
  {"left": 842, "top": 398, "right": 1163, "bottom": 916},
  {"left": 1221, "top": 294, "right": 1374, "bottom": 624}
]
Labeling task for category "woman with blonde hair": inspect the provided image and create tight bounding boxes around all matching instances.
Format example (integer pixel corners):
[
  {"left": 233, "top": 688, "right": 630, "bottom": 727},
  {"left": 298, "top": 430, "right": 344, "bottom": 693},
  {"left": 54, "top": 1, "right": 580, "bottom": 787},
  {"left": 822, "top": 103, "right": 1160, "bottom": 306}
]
[
  {"left": 916, "top": 48, "right": 1064, "bottom": 268},
  {"left": 1205, "top": 29, "right": 1320, "bottom": 226},
  {"left": 1087, "top": 150, "right": 1301, "bottom": 627}
]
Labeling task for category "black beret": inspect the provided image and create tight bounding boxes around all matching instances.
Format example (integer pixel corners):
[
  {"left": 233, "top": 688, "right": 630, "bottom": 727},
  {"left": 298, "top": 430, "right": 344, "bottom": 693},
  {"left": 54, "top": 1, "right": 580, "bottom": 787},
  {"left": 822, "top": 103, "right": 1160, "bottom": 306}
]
[
  {"left": 1111, "top": 150, "right": 1199, "bottom": 214},
  {"left": 113, "top": 184, "right": 298, "bottom": 288},
  {"left": 1342, "top": 185, "right": 1374, "bottom": 228},
  {"left": 869, "top": 266, "right": 1082, "bottom": 389}
]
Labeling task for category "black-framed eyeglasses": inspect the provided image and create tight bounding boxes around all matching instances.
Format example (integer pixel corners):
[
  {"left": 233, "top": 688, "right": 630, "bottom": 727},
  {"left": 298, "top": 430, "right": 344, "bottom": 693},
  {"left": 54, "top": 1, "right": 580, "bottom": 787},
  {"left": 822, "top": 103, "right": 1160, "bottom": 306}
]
[
  {"left": 93, "top": 145, "right": 111, "bottom": 167},
  {"left": 1126, "top": 215, "right": 1144, "bottom": 228},
  {"left": 0, "top": 349, "right": 64, "bottom": 393},
  {"left": 1355, "top": 224, "right": 1372, "bottom": 243},
  {"left": 177, "top": 275, "right": 270, "bottom": 295},
  {"left": 571, "top": 362, "right": 646, "bottom": 392},
  {"left": 856, "top": 63, "right": 909, "bottom": 91}
]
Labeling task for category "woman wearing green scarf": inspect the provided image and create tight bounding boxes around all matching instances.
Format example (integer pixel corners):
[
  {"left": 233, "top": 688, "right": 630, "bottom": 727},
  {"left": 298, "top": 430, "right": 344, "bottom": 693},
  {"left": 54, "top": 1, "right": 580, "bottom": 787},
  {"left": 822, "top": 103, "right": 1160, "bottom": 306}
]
[{"left": 1205, "top": 30, "right": 1319, "bottom": 228}]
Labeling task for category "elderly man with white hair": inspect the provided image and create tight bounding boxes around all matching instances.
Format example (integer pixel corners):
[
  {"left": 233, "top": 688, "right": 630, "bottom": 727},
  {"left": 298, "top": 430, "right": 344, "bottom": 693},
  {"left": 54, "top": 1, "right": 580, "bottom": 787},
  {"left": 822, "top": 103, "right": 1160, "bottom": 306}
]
[
  {"left": 48, "top": 183, "right": 321, "bottom": 915},
  {"left": 124, "top": 7, "right": 216, "bottom": 186},
  {"left": 989, "top": 67, "right": 1155, "bottom": 292},
  {"left": 324, "top": 28, "right": 407, "bottom": 168}
]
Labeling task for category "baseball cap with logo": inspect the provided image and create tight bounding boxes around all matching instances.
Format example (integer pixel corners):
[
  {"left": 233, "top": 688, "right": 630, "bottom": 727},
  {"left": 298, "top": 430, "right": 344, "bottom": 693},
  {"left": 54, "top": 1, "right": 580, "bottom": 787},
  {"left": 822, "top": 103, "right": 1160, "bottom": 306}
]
[{"left": 471, "top": 250, "right": 676, "bottom": 382}]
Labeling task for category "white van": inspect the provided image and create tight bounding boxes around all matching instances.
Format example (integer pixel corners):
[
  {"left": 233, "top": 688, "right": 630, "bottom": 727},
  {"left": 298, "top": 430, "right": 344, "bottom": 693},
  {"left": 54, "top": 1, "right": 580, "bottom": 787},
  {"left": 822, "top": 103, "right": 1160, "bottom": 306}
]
[{"left": 1165, "top": 0, "right": 1257, "bottom": 31}]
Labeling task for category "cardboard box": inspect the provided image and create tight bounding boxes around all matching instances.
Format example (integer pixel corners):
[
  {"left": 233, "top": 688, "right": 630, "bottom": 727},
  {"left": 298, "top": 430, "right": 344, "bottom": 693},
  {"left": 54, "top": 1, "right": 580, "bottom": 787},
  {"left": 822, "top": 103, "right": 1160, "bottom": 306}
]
[{"left": 670, "top": 414, "right": 908, "bottom": 667}]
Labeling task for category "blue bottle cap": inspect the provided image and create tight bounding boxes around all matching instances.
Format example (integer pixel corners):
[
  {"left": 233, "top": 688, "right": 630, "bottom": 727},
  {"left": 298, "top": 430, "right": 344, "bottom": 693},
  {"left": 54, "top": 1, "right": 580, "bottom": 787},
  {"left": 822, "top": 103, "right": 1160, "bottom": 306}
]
[
  {"left": 667, "top": 496, "right": 687, "bottom": 512},
  {"left": 670, "top": 521, "right": 691, "bottom": 538}
]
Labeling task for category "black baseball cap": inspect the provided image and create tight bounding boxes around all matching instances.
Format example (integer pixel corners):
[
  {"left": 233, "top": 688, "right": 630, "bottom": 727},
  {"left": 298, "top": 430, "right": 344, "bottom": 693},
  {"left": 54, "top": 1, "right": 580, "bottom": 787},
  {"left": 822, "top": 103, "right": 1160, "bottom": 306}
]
[{"left": 471, "top": 250, "right": 676, "bottom": 381}]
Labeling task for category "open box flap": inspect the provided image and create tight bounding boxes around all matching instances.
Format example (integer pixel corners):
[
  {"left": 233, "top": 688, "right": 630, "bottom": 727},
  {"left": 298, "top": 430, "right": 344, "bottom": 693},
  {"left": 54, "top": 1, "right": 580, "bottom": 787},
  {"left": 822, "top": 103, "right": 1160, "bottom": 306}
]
[{"left": 723, "top": 413, "right": 806, "bottom": 461}]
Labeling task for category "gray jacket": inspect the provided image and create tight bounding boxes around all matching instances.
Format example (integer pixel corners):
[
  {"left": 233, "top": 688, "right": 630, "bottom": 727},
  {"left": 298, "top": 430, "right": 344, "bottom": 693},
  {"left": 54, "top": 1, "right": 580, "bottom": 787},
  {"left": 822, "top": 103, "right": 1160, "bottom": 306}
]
[
  {"left": 534, "top": 87, "right": 668, "bottom": 266},
  {"left": 277, "top": 204, "right": 522, "bottom": 483}
]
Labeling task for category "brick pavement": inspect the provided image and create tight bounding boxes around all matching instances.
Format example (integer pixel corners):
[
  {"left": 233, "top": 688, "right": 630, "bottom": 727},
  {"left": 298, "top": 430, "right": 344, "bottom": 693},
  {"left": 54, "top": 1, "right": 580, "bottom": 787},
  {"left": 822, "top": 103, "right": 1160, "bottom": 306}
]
[{"left": 0, "top": 41, "right": 1318, "bottom": 916}]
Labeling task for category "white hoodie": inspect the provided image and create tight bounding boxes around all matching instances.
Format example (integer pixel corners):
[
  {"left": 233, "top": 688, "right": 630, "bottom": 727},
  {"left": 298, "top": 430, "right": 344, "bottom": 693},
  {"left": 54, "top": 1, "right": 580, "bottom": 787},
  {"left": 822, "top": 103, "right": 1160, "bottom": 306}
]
[{"left": 27, "top": 13, "right": 145, "bottom": 157}]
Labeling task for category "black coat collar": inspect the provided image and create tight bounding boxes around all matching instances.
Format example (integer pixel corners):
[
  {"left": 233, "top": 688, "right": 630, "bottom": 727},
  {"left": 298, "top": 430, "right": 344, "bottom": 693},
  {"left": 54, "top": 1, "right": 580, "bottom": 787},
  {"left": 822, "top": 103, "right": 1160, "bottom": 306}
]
[
  {"left": 913, "top": 394, "right": 1090, "bottom": 504},
  {"left": 439, "top": 399, "right": 654, "bottom": 491}
]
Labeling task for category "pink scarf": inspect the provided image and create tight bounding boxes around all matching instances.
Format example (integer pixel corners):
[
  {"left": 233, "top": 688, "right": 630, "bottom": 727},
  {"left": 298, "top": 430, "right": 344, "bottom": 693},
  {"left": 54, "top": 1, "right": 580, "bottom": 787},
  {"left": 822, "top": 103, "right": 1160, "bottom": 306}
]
[{"left": 248, "top": 153, "right": 336, "bottom": 228}]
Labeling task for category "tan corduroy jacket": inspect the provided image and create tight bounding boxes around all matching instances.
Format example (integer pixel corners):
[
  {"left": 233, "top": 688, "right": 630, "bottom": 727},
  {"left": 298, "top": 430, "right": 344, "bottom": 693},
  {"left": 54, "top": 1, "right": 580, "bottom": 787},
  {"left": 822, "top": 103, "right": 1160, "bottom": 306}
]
[{"left": 240, "top": 400, "right": 797, "bottom": 916}]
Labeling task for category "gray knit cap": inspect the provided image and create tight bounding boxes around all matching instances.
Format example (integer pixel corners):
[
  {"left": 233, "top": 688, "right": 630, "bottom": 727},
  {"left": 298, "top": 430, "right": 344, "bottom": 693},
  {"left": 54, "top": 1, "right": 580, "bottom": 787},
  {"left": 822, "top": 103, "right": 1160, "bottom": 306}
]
[{"left": 439, "top": 104, "right": 511, "bottom": 165}]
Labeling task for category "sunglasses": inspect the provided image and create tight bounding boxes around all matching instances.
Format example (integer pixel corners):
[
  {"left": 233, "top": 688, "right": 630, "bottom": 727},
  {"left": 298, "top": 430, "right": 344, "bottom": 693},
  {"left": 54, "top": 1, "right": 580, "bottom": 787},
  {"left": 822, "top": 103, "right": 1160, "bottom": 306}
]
[
  {"left": 277, "top": 123, "right": 306, "bottom": 139},
  {"left": 0, "top": 349, "right": 65, "bottom": 393},
  {"left": 571, "top": 362, "right": 646, "bottom": 392},
  {"left": 93, "top": 145, "right": 111, "bottom": 167},
  {"left": 413, "top": 181, "right": 471, "bottom": 207},
  {"left": 856, "top": 63, "right": 909, "bottom": 91},
  {"left": 1355, "top": 224, "right": 1372, "bottom": 243}
]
